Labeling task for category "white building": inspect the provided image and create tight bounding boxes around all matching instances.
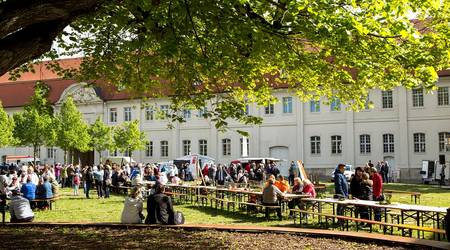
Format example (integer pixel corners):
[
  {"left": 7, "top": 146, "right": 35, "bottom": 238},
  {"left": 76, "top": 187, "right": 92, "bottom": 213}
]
[{"left": 0, "top": 60, "right": 449, "bottom": 182}]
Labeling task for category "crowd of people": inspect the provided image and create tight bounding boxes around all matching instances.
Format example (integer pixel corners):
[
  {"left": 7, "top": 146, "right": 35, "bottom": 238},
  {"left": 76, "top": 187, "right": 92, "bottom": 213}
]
[
  {"left": 334, "top": 162, "right": 384, "bottom": 226},
  {"left": 0, "top": 164, "right": 59, "bottom": 222}
]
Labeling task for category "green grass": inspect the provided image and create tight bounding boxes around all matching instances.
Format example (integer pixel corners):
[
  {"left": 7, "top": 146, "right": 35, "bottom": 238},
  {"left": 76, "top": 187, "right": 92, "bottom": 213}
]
[{"left": 4, "top": 182, "right": 450, "bottom": 227}]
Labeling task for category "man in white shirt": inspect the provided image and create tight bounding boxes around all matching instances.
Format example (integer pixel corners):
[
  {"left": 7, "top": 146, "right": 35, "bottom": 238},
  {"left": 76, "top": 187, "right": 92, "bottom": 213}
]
[{"left": 9, "top": 189, "right": 34, "bottom": 222}]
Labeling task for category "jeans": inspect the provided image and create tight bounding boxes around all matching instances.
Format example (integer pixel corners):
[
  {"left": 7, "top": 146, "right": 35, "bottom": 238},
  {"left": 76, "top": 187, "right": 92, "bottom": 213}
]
[
  {"left": 103, "top": 181, "right": 110, "bottom": 198},
  {"left": 96, "top": 181, "right": 104, "bottom": 198},
  {"left": 373, "top": 196, "right": 383, "bottom": 221},
  {"left": 85, "top": 182, "right": 92, "bottom": 198}
]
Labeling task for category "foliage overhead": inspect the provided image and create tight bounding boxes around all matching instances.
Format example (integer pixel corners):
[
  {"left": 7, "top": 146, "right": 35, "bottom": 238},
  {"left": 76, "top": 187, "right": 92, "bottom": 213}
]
[
  {"left": 55, "top": 96, "right": 91, "bottom": 161},
  {"left": 0, "top": 101, "right": 15, "bottom": 148},
  {"left": 113, "top": 120, "right": 147, "bottom": 157},
  {"left": 7, "top": 0, "right": 450, "bottom": 130},
  {"left": 13, "top": 82, "right": 57, "bottom": 162}
]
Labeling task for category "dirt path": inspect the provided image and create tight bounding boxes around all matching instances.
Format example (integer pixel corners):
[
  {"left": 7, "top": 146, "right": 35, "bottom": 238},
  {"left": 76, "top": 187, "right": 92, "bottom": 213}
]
[{"left": 0, "top": 227, "right": 426, "bottom": 249}]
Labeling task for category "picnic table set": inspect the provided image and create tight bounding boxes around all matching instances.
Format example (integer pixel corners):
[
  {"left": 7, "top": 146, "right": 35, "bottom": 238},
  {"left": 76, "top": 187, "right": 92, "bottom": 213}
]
[{"left": 161, "top": 183, "right": 448, "bottom": 241}]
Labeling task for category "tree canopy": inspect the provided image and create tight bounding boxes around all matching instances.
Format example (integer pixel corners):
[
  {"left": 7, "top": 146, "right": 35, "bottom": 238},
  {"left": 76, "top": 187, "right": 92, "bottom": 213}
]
[
  {"left": 13, "top": 83, "right": 57, "bottom": 164},
  {"left": 2, "top": 0, "right": 450, "bottom": 129},
  {"left": 55, "top": 96, "right": 91, "bottom": 163},
  {"left": 113, "top": 120, "right": 147, "bottom": 157},
  {"left": 0, "top": 101, "right": 14, "bottom": 148},
  {"left": 89, "top": 116, "right": 114, "bottom": 162}
]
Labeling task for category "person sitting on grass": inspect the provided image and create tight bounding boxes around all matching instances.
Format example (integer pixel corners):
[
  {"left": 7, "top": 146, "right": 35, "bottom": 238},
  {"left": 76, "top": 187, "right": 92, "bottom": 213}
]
[
  {"left": 9, "top": 189, "right": 34, "bottom": 223},
  {"left": 262, "top": 178, "right": 284, "bottom": 220},
  {"left": 121, "top": 187, "right": 144, "bottom": 224},
  {"left": 145, "top": 182, "right": 184, "bottom": 225}
]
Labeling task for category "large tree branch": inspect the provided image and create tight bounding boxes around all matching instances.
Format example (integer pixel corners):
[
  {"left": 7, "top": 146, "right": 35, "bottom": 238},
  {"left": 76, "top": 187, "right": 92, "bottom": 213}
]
[
  {"left": 0, "top": 19, "right": 70, "bottom": 75},
  {"left": 0, "top": 0, "right": 101, "bottom": 39},
  {"left": 0, "top": 0, "right": 104, "bottom": 76}
]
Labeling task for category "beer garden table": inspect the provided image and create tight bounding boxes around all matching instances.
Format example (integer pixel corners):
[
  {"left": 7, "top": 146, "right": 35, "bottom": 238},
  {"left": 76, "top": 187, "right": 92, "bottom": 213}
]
[{"left": 301, "top": 197, "right": 447, "bottom": 232}]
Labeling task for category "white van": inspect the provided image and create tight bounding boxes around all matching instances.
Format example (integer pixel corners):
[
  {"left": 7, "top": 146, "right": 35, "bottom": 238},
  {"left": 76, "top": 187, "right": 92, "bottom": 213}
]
[{"left": 2, "top": 155, "right": 40, "bottom": 165}]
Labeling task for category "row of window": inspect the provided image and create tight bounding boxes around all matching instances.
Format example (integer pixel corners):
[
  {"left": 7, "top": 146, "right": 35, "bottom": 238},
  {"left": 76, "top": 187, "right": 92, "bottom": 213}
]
[
  {"left": 141, "top": 138, "right": 250, "bottom": 158},
  {"left": 309, "top": 132, "right": 450, "bottom": 155},
  {"left": 412, "top": 87, "right": 450, "bottom": 107},
  {"left": 309, "top": 87, "right": 450, "bottom": 113},
  {"left": 107, "top": 87, "right": 450, "bottom": 122},
  {"left": 41, "top": 132, "right": 449, "bottom": 159}
]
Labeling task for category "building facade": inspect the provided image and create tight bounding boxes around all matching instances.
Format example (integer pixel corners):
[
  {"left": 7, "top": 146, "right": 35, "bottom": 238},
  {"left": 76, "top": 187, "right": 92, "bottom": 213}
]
[{"left": 0, "top": 61, "right": 449, "bottom": 182}]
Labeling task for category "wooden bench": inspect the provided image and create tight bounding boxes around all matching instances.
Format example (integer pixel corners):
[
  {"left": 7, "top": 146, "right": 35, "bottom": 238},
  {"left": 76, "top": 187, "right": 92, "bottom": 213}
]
[
  {"left": 213, "top": 198, "right": 236, "bottom": 211},
  {"left": 164, "top": 192, "right": 188, "bottom": 203},
  {"left": 290, "top": 209, "right": 446, "bottom": 240},
  {"left": 237, "top": 202, "right": 264, "bottom": 215},
  {"left": 384, "top": 190, "right": 421, "bottom": 204},
  {"left": 261, "top": 205, "right": 282, "bottom": 220},
  {"left": 32, "top": 196, "right": 60, "bottom": 210}
]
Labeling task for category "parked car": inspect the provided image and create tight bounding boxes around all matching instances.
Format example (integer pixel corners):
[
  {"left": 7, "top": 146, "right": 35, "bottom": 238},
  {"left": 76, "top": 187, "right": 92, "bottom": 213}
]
[{"left": 330, "top": 164, "right": 354, "bottom": 182}]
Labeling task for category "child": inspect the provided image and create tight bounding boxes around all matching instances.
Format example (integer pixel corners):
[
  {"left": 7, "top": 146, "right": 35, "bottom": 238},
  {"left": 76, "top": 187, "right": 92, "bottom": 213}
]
[{"left": 73, "top": 170, "right": 81, "bottom": 196}]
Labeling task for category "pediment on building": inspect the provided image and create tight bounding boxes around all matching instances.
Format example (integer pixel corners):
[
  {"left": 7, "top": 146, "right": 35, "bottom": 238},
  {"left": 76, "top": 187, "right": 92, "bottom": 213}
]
[{"left": 57, "top": 83, "right": 102, "bottom": 105}]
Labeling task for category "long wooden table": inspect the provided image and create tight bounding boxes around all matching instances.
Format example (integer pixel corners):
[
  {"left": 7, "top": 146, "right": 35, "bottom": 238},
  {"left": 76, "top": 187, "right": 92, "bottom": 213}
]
[{"left": 301, "top": 197, "right": 447, "bottom": 238}]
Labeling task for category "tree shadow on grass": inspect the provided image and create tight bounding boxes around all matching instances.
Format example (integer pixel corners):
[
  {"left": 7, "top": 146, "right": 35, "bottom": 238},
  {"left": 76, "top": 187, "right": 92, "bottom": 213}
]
[
  {"left": 182, "top": 205, "right": 289, "bottom": 225},
  {"left": 0, "top": 227, "right": 230, "bottom": 250}
]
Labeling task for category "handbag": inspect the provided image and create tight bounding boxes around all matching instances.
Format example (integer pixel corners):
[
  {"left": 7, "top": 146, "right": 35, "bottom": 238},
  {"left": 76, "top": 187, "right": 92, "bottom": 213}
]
[{"left": 174, "top": 211, "right": 185, "bottom": 225}]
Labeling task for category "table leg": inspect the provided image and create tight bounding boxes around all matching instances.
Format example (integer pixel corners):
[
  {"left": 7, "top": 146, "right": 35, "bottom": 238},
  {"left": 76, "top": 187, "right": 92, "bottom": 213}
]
[
  {"left": 416, "top": 211, "right": 420, "bottom": 238},
  {"left": 401, "top": 210, "right": 405, "bottom": 237}
]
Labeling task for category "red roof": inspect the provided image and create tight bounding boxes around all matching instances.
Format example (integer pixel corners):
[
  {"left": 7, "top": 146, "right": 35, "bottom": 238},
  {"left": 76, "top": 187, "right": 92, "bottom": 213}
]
[
  {"left": 0, "top": 79, "right": 76, "bottom": 108},
  {"left": 0, "top": 58, "right": 449, "bottom": 108}
]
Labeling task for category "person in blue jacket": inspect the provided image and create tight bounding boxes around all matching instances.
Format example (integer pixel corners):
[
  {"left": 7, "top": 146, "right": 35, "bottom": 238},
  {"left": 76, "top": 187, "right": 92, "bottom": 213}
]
[
  {"left": 20, "top": 176, "right": 36, "bottom": 201},
  {"left": 334, "top": 164, "right": 348, "bottom": 220},
  {"left": 35, "top": 176, "right": 54, "bottom": 209},
  {"left": 334, "top": 164, "right": 349, "bottom": 198}
]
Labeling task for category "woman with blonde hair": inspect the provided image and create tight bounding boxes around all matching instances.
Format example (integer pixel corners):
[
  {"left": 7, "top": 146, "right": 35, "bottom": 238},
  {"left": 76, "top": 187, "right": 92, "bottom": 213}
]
[
  {"left": 121, "top": 187, "right": 144, "bottom": 224},
  {"left": 288, "top": 177, "right": 304, "bottom": 217},
  {"left": 302, "top": 179, "right": 316, "bottom": 198}
]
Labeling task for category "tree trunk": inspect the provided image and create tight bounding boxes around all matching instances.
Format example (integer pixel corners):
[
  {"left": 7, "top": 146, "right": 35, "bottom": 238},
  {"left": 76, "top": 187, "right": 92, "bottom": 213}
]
[
  {"left": 64, "top": 149, "right": 67, "bottom": 165},
  {"left": 33, "top": 144, "right": 37, "bottom": 167},
  {"left": 99, "top": 150, "right": 102, "bottom": 165}
]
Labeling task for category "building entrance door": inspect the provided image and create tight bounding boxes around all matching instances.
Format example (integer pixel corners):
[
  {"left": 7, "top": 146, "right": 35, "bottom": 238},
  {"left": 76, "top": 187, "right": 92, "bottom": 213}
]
[
  {"left": 384, "top": 156, "right": 396, "bottom": 182},
  {"left": 269, "top": 146, "right": 289, "bottom": 176}
]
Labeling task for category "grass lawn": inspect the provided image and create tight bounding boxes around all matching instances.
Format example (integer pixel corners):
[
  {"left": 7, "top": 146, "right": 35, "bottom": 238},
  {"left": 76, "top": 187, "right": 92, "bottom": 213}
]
[{"left": 3, "top": 182, "right": 448, "bottom": 227}]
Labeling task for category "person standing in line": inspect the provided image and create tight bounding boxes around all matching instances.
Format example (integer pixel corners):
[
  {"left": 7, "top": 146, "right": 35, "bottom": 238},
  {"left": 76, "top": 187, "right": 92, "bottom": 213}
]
[
  {"left": 73, "top": 168, "right": 81, "bottom": 196},
  {"left": 369, "top": 167, "right": 383, "bottom": 221},
  {"left": 288, "top": 161, "right": 300, "bottom": 186},
  {"left": 94, "top": 165, "right": 105, "bottom": 198},
  {"left": 54, "top": 163, "right": 62, "bottom": 184},
  {"left": 383, "top": 161, "right": 390, "bottom": 183},
  {"left": 104, "top": 165, "right": 112, "bottom": 198},
  {"left": 334, "top": 164, "right": 349, "bottom": 220},
  {"left": 66, "top": 164, "right": 75, "bottom": 188},
  {"left": 61, "top": 165, "right": 68, "bottom": 188},
  {"left": 84, "top": 166, "right": 94, "bottom": 199}
]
